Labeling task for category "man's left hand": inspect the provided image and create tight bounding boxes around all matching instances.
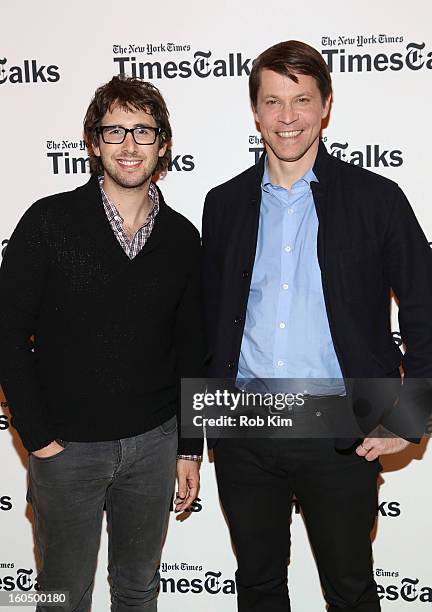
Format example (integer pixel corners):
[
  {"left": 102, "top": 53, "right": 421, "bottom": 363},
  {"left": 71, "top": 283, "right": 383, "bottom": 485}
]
[
  {"left": 356, "top": 436, "right": 410, "bottom": 461},
  {"left": 175, "top": 459, "right": 200, "bottom": 512}
]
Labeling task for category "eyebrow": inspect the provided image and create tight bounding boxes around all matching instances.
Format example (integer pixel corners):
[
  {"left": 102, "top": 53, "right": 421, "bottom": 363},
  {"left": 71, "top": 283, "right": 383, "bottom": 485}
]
[
  {"left": 263, "top": 91, "right": 315, "bottom": 98},
  {"left": 101, "top": 123, "right": 156, "bottom": 128}
]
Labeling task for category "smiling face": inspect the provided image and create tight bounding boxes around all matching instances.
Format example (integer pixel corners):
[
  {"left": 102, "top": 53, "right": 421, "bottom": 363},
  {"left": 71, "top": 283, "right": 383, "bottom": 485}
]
[
  {"left": 253, "top": 69, "right": 330, "bottom": 172},
  {"left": 93, "top": 104, "right": 167, "bottom": 192}
]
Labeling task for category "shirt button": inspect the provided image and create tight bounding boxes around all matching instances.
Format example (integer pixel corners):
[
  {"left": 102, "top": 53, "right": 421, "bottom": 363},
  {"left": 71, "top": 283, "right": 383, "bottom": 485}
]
[
  {"left": 284, "top": 245, "right": 292, "bottom": 253},
  {"left": 228, "top": 361, "right": 235, "bottom": 369},
  {"left": 282, "top": 283, "right": 289, "bottom": 290},
  {"left": 242, "top": 270, "right": 250, "bottom": 279},
  {"left": 287, "top": 208, "right": 294, "bottom": 215},
  {"left": 279, "top": 322, "right": 286, "bottom": 329},
  {"left": 277, "top": 360, "right": 284, "bottom": 367},
  {"left": 234, "top": 317, "right": 242, "bottom": 325}
]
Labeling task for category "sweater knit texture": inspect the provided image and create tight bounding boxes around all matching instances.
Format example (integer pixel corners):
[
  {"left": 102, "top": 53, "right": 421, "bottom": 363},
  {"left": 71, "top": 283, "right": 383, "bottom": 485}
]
[{"left": 0, "top": 176, "right": 204, "bottom": 454}]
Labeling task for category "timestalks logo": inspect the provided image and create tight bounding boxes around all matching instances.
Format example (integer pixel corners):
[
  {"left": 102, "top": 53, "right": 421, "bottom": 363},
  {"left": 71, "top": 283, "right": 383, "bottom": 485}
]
[
  {"left": 248, "top": 141, "right": 403, "bottom": 168},
  {"left": 185, "top": 497, "right": 202, "bottom": 513},
  {"left": 329, "top": 142, "right": 403, "bottom": 168},
  {"left": 392, "top": 331, "right": 403, "bottom": 347},
  {"left": 377, "top": 577, "right": 432, "bottom": 602},
  {"left": 0, "top": 57, "right": 60, "bottom": 84},
  {"left": 291, "top": 499, "right": 399, "bottom": 516},
  {"left": 160, "top": 570, "right": 235, "bottom": 595},
  {"left": 113, "top": 50, "right": 253, "bottom": 80},
  {"left": 47, "top": 152, "right": 195, "bottom": 175},
  {"left": 322, "top": 42, "right": 432, "bottom": 73},
  {"left": 1, "top": 240, "right": 8, "bottom": 258},
  {"left": 172, "top": 497, "right": 202, "bottom": 513},
  {"left": 0, "top": 405, "right": 9, "bottom": 430},
  {"left": 0, "top": 568, "right": 35, "bottom": 591},
  {"left": 0, "top": 496, "right": 12, "bottom": 511},
  {"left": 377, "top": 501, "right": 400, "bottom": 517}
]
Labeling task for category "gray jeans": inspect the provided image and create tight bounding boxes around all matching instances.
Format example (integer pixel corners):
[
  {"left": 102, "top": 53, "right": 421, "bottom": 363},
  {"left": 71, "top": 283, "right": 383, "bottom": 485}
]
[{"left": 27, "top": 416, "right": 178, "bottom": 612}]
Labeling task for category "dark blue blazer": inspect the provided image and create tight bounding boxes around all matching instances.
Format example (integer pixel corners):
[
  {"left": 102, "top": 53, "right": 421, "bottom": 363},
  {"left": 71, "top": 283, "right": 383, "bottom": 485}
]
[{"left": 202, "top": 142, "right": 432, "bottom": 445}]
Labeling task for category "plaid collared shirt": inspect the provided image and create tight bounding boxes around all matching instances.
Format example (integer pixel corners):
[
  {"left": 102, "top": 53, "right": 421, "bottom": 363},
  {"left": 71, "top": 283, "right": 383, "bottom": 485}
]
[
  {"left": 99, "top": 177, "right": 159, "bottom": 259},
  {"left": 98, "top": 177, "right": 201, "bottom": 462}
]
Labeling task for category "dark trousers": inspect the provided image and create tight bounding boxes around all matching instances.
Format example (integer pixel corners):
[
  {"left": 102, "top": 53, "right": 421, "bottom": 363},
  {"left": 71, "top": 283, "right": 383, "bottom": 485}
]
[
  {"left": 214, "top": 412, "right": 381, "bottom": 612},
  {"left": 27, "top": 417, "right": 178, "bottom": 612}
]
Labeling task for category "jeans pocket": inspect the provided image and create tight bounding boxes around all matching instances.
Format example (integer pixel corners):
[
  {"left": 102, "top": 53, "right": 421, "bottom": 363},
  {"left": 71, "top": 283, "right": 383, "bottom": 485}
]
[
  {"left": 158, "top": 416, "right": 178, "bottom": 436},
  {"left": 55, "top": 438, "right": 69, "bottom": 449},
  {"left": 30, "top": 440, "right": 70, "bottom": 462}
]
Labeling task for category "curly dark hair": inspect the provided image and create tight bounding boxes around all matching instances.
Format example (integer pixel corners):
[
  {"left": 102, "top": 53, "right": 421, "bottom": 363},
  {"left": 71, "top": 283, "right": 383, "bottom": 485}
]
[{"left": 83, "top": 75, "right": 172, "bottom": 175}]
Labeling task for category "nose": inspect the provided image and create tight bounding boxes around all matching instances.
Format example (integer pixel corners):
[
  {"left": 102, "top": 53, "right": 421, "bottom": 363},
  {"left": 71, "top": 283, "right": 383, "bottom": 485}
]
[
  {"left": 122, "top": 130, "right": 138, "bottom": 153},
  {"left": 278, "top": 102, "right": 299, "bottom": 125}
]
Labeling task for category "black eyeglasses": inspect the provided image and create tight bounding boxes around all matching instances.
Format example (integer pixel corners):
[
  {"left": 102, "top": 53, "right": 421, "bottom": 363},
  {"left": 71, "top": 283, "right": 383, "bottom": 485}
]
[{"left": 97, "top": 125, "right": 162, "bottom": 145}]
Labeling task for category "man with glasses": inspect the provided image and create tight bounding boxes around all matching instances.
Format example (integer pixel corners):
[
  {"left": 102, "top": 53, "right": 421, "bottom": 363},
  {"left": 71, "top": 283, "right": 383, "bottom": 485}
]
[{"left": 0, "top": 75, "right": 204, "bottom": 611}]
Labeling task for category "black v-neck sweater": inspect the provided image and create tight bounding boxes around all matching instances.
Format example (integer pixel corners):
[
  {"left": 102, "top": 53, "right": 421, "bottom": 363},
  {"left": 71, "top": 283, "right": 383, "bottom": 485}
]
[{"left": 0, "top": 176, "right": 205, "bottom": 454}]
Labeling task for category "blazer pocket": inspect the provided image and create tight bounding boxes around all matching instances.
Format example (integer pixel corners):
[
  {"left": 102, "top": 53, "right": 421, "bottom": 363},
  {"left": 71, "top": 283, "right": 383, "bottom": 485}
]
[
  {"left": 339, "top": 240, "right": 382, "bottom": 302},
  {"left": 372, "top": 343, "right": 403, "bottom": 374}
]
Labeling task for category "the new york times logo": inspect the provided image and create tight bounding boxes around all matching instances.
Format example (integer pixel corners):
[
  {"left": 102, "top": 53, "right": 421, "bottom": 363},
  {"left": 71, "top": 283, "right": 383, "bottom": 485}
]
[
  {"left": 160, "top": 569, "right": 235, "bottom": 595},
  {"left": 322, "top": 34, "right": 404, "bottom": 48},
  {"left": 0, "top": 496, "right": 12, "bottom": 511},
  {"left": 0, "top": 57, "right": 59, "bottom": 84},
  {"left": 113, "top": 43, "right": 192, "bottom": 56},
  {"left": 46, "top": 139, "right": 195, "bottom": 175},
  {"left": 46, "top": 139, "right": 89, "bottom": 175},
  {"left": 113, "top": 50, "right": 253, "bottom": 80},
  {"left": 249, "top": 138, "right": 403, "bottom": 168},
  {"left": 0, "top": 568, "right": 35, "bottom": 591},
  {"left": 375, "top": 574, "right": 432, "bottom": 602},
  {"left": 322, "top": 42, "right": 432, "bottom": 73}
]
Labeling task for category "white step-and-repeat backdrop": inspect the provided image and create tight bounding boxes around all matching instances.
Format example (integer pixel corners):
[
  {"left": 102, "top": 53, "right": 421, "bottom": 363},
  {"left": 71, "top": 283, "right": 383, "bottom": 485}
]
[{"left": 1, "top": 1, "right": 431, "bottom": 609}]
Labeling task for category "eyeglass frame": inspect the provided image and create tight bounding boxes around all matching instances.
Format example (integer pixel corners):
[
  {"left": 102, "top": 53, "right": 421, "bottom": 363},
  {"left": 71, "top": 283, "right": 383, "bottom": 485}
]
[{"left": 96, "top": 125, "right": 163, "bottom": 145}]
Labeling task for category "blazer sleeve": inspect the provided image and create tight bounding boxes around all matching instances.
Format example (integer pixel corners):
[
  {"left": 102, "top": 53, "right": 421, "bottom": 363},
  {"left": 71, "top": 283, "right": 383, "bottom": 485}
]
[
  {"left": 202, "top": 188, "right": 224, "bottom": 366},
  {"left": 381, "top": 184, "right": 432, "bottom": 438}
]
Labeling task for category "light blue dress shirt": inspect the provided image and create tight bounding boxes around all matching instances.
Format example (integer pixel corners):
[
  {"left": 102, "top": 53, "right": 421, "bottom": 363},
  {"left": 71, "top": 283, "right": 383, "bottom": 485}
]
[{"left": 237, "top": 161, "right": 345, "bottom": 395}]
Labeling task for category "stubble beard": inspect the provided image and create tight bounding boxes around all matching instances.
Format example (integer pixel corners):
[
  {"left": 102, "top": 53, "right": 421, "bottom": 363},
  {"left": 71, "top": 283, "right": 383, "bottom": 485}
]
[
  {"left": 102, "top": 154, "right": 159, "bottom": 191},
  {"left": 269, "top": 133, "right": 319, "bottom": 164}
]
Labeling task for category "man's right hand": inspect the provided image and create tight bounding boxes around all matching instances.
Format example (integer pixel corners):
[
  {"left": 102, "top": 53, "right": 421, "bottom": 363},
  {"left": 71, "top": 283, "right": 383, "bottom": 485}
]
[{"left": 31, "top": 440, "right": 64, "bottom": 459}]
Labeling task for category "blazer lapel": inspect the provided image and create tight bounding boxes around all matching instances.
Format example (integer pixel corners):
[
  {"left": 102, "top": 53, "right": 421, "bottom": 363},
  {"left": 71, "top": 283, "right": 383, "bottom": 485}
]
[
  {"left": 236, "top": 154, "right": 265, "bottom": 275},
  {"left": 220, "top": 155, "right": 265, "bottom": 334},
  {"left": 311, "top": 140, "right": 331, "bottom": 268}
]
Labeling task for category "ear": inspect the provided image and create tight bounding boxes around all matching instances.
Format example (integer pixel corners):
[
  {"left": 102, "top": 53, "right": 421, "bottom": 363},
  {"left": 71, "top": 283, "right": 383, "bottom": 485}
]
[
  {"left": 158, "top": 142, "right": 168, "bottom": 159},
  {"left": 92, "top": 135, "right": 101, "bottom": 158},
  {"left": 322, "top": 95, "right": 332, "bottom": 120},
  {"left": 251, "top": 102, "right": 259, "bottom": 125}
]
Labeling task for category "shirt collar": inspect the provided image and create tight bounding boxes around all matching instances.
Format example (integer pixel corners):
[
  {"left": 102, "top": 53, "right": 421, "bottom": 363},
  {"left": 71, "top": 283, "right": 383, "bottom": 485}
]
[
  {"left": 98, "top": 176, "right": 160, "bottom": 223},
  {"left": 261, "top": 156, "right": 318, "bottom": 193}
]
